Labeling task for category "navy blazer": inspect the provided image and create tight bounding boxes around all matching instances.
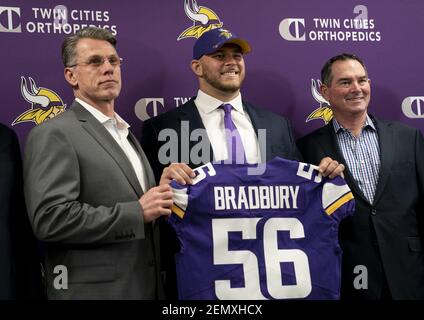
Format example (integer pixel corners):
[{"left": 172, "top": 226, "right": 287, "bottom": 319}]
[
  {"left": 297, "top": 116, "right": 424, "bottom": 299},
  {"left": 0, "top": 124, "right": 43, "bottom": 299},
  {"left": 141, "top": 97, "right": 301, "bottom": 182}
]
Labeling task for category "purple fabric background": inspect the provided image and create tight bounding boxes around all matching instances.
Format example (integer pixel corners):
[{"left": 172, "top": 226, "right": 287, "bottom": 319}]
[{"left": 1, "top": 0, "right": 423, "bottom": 150}]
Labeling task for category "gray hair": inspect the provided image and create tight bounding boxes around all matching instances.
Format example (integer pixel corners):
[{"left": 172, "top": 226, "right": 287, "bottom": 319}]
[{"left": 61, "top": 27, "right": 117, "bottom": 67}]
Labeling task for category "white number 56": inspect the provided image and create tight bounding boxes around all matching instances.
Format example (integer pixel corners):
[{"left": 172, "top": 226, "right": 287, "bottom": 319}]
[{"left": 212, "top": 217, "right": 312, "bottom": 300}]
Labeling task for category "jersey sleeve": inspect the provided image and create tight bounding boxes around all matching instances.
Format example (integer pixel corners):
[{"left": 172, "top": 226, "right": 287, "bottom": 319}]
[
  {"left": 168, "top": 181, "right": 189, "bottom": 252},
  {"left": 321, "top": 177, "right": 355, "bottom": 221},
  {"left": 170, "top": 180, "right": 189, "bottom": 219},
  {"left": 170, "top": 162, "right": 217, "bottom": 220}
]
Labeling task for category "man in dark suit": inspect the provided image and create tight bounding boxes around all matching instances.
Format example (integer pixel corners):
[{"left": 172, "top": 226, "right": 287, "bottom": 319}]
[
  {"left": 141, "top": 28, "right": 345, "bottom": 298},
  {"left": 297, "top": 53, "right": 424, "bottom": 299},
  {"left": 23, "top": 27, "right": 173, "bottom": 299},
  {"left": 0, "top": 123, "right": 43, "bottom": 300}
]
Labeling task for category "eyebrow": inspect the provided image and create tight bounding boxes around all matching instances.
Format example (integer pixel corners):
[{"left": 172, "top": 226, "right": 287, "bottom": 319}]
[
  {"left": 87, "top": 53, "right": 117, "bottom": 58},
  {"left": 336, "top": 78, "right": 351, "bottom": 83},
  {"left": 336, "top": 75, "right": 367, "bottom": 82}
]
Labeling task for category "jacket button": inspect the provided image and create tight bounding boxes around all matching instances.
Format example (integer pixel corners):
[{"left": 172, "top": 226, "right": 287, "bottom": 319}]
[{"left": 371, "top": 209, "right": 377, "bottom": 216}]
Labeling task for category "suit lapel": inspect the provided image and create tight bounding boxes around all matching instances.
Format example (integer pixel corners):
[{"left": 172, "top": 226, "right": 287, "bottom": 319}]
[
  {"left": 372, "top": 118, "right": 394, "bottom": 205},
  {"left": 243, "top": 102, "right": 271, "bottom": 162},
  {"left": 71, "top": 102, "right": 143, "bottom": 196},
  {"left": 177, "top": 99, "right": 214, "bottom": 164},
  {"left": 319, "top": 123, "right": 370, "bottom": 203},
  {"left": 128, "top": 130, "right": 156, "bottom": 190}
]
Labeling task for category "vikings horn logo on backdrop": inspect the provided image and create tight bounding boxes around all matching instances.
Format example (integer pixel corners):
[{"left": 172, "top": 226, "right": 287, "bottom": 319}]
[
  {"left": 306, "top": 79, "right": 333, "bottom": 124},
  {"left": 178, "top": 0, "right": 223, "bottom": 40},
  {"left": 13, "top": 76, "right": 66, "bottom": 126}
]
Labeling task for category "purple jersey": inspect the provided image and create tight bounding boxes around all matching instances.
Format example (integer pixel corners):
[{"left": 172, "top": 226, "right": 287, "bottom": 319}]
[{"left": 169, "top": 157, "right": 354, "bottom": 300}]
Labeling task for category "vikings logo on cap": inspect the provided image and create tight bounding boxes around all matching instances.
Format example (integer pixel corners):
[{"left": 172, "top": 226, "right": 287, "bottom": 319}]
[
  {"left": 178, "top": 0, "right": 223, "bottom": 40},
  {"left": 13, "top": 76, "right": 66, "bottom": 126},
  {"left": 306, "top": 79, "right": 333, "bottom": 124},
  {"left": 216, "top": 29, "right": 232, "bottom": 42},
  {"left": 192, "top": 28, "right": 251, "bottom": 60}
]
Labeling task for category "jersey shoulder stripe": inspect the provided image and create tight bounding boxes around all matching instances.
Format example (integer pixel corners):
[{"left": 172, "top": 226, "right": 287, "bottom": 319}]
[
  {"left": 172, "top": 203, "right": 185, "bottom": 219},
  {"left": 322, "top": 182, "right": 352, "bottom": 215},
  {"left": 325, "top": 191, "right": 354, "bottom": 215}
]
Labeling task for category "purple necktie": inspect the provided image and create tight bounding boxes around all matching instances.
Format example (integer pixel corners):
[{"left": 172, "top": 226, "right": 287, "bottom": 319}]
[{"left": 221, "top": 103, "right": 246, "bottom": 163}]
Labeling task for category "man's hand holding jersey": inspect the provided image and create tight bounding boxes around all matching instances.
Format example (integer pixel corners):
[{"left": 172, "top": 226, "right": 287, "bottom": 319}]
[
  {"left": 160, "top": 163, "right": 196, "bottom": 186},
  {"left": 317, "top": 157, "right": 345, "bottom": 179},
  {"left": 139, "top": 184, "right": 174, "bottom": 222}
]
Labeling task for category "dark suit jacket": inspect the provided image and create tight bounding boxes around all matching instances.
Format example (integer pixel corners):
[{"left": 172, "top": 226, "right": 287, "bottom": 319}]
[
  {"left": 23, "top": 101, "right": 164, "bottom": 299},
  {"left": 141, "top": 98, "right": 301, "bottom": 181},
  {"left": 297, "top": 116, "right": 424, "bottom": 299},
  {"left": 0, "top": 123, "right": 43, "bottom": 300},
  {"left": 140, "top": 97, "right": 301, "bottom": 298}
]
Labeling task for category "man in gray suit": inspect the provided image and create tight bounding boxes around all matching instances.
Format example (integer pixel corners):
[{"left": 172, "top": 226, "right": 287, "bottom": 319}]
[{"left": 23, "top": 27, "right": 173, "bottom": 299}]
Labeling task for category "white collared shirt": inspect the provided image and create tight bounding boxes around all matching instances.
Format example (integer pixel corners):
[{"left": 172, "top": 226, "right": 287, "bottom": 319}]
[
  {"left": 76, "top": 98, "right": 148, "bottom": 192},
  {"left": 194, "top": 90, "right": 261, "bottom": 163}
]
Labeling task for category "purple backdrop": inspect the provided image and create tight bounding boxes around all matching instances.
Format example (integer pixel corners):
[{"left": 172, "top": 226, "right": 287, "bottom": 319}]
[{"left": 1, "top": 0, "right": 423, "bottom": 150}]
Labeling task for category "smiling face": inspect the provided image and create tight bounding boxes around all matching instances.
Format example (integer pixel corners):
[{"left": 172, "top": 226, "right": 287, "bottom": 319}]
[
  {"left": 321, "top": 59, "right": 371, "bottom": 121},
  {"left": 191, "top": 43, "right": 245, "bottom": 101},
  {"left": 64, "top": 38, "right": 122, "bottom": 109}
]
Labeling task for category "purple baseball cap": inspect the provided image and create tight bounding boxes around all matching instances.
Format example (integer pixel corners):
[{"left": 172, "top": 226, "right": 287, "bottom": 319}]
[{"left": 193, "top": 28, "right": 251, "bottom": 60}]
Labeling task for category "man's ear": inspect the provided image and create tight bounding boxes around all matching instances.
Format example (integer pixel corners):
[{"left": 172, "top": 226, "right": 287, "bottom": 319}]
[
  {"left": 190, "top": 59, "right": 203, "bottom": 77},
  {"left": 64, "top": 67, "right": 78, "bottom": 87},
  {"left": 320, "top": 83, "right": 330, "bottom": 101}
]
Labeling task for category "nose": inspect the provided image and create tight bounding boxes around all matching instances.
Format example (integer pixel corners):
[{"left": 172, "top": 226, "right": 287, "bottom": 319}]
[
  {"left": 350, "top": 80, "right": 361, "bottom": 91},
  {"left": 101, "top": 60, "right": 115, "bottom": 74},
  {"left": 223, "top": 54, "right": 238, "bottom": 64}
]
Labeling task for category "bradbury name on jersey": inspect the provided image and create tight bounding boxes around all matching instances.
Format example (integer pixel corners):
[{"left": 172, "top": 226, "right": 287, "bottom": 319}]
[{"left": 214, "top": 185, "right": 300, "bottom": 211}]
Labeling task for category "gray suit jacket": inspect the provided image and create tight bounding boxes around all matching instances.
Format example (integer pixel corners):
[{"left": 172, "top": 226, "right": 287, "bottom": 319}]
[{"left": 23, "top": 101, "right": 164, "bottom": 299}]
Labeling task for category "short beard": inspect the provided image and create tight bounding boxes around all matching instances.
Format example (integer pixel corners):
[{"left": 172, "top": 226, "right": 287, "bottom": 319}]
[{"left": 203, "top": 73, "right": 243, "bottom": 93}]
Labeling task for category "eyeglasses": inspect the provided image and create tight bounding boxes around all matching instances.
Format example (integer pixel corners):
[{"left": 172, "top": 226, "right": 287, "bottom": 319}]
[{"left": 68, "top": 55, "right": 123, "bottom": 68}]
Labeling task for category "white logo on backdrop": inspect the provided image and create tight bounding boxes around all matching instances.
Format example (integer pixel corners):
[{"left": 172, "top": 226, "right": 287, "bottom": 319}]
[
  {"left": 0, "top": 7, "right": 22, "bottom": 33},
  {"left": 0, "top": 5, "right": 117, "bottom": 35},
  {"left": 135, "top": 98, "right": 165, "bottom": 121},
  {"left": 279, "top": 5, "right": 381, "bottom": 42},
  {"left": 402, "top": 97, "right": 424, "bottom": 119},
  {"left": 279, "top": 18, "right": 305, "bottom": 41},
  {"left": 134, "top": 97, "right": 192, "bottom": 121}
]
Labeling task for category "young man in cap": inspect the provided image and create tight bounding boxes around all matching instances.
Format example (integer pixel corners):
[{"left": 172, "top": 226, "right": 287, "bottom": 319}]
[{"left": 140, "top": 27, "right": 345, "bottom": 298}]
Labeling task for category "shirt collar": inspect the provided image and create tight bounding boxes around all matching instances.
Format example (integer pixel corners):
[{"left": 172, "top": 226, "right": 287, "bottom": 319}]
[
  {"left": 332, "top": 114, "right": 376, "bottom": 134},
  {"left": 194, "top": 90, "right": 245, "bottom": 115},
  {"left": 76, "top": 98, "right": 129, "bottom": 130}
]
